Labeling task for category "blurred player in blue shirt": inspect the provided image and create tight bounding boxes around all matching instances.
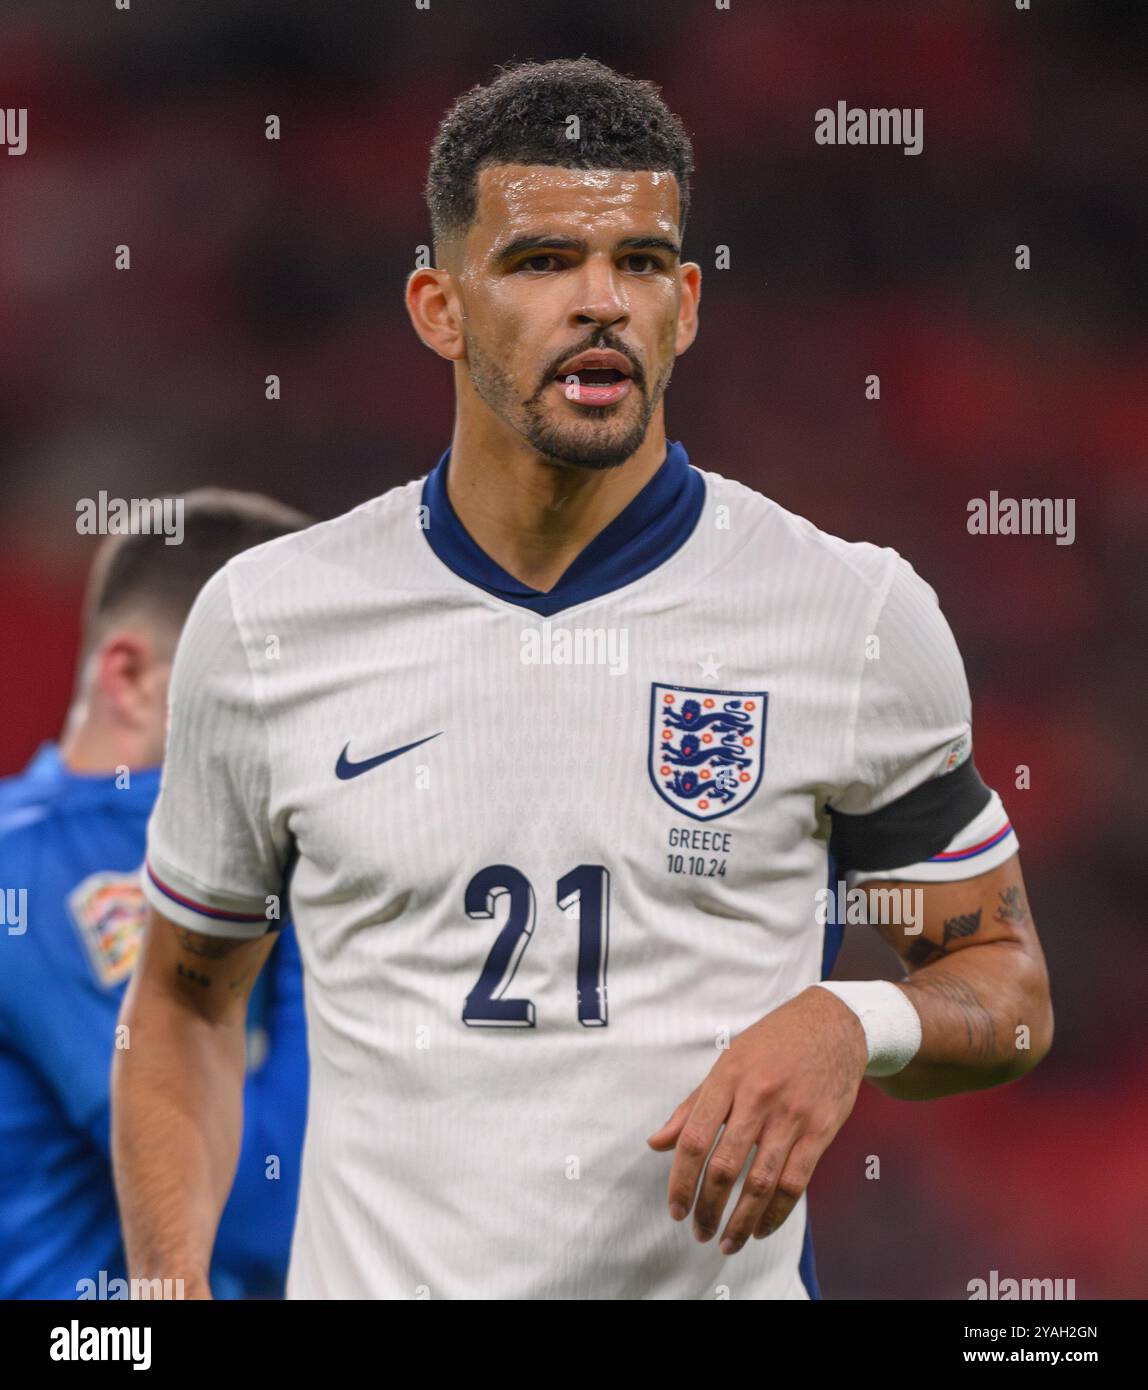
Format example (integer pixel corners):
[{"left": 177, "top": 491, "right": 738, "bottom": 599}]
[{"left": 0, "top": 489, "right": 312, "bottom": 1298}]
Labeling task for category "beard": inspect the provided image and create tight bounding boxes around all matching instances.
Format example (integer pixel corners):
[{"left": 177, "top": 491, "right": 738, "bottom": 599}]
[{"left": 464, "top": 330, "right": 672, "bottom": 470}]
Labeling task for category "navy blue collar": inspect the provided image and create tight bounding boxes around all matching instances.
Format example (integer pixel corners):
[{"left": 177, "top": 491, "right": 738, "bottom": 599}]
[{"left": 420, "top": 440, "right": 704, "bottom": 616}]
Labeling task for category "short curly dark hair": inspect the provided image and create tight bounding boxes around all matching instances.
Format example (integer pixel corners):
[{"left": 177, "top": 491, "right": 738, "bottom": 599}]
[{"left": 425, "top": 57, "right": 694, "bottom": 252}]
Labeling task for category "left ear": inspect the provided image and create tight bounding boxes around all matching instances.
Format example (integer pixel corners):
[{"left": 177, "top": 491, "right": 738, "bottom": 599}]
[
  {"left": 96, "top": 630, "right": 168, "bottom": 727},
  {"left": 675, "top": 261, "right": 701, "bottom": 357}
]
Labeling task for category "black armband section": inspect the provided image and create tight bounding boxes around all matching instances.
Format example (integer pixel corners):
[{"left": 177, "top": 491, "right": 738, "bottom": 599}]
[{"left": 827, "top": 757, "right": 992, "bottom": 874}]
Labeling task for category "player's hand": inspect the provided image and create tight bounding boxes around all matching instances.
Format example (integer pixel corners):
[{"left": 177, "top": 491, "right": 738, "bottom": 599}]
[{"left": 646, "top": 985, "right": 868, "bottom": 1255}]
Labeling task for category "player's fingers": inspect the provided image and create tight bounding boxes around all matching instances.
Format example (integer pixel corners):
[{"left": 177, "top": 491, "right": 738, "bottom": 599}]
[
  {"left": 752, "top": 1135, "right": 823, "bottom": 1239},
  {"left": 664, "top": 1080, "right": 734, "bottom": 1222},
  {"left": 646, "top": 1086, "right": 701, "bottom": 1151},
  {"left": 691, "top": 1100, "right": 770, "bottom": 1243},
  {"left": 716, "top": 1122, "right": 799, "bottom": 1255}
]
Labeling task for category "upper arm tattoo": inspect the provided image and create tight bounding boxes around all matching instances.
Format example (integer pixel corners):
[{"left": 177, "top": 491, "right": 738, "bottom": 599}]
[
  {"left": 176, "top": 961, "right": 212, "bottom": 989},
  {"left": 994, "top": 886, "right": 1028, "bottom": 927},
  {"left": 905, "top": 937, "right": 945, "bottom": 967},
  {"left": 943, "top": 908, "right": 982, "bottom": 944},
  {"left": 175, "top": 927, "right": 233, "bottom": 960},
  {"left": 171, "top": 926, "right": 251, "bottom": 990},
  {"left": 897, "top": 906, "right": 983, "bottom": 969},
  {"left": 866, "top": 860, "right": 1036, "bottom": 976}
]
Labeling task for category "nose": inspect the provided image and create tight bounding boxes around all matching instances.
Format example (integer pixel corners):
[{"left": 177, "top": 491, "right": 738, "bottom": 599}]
[{"left": 569, "top": 254, "right": 630, "bottom": 334}]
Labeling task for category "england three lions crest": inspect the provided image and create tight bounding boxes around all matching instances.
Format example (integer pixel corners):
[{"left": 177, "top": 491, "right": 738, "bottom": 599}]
[{"left": 649, "top": 683, "right": 768, "bottom": 821}]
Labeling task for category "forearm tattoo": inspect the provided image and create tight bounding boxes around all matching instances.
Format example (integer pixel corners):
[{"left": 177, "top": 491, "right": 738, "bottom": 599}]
[
  {"left": 906, "top": 970, "right": 998, "bottom": 1061},
  {"left": 895, "top": 890, "right": 1027, "bottom": 1065}
]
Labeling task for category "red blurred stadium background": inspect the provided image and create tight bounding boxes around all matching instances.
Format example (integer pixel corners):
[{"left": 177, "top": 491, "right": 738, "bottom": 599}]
[{"left": 1, "top": 0, "right": 1144, "bottom": 1297}]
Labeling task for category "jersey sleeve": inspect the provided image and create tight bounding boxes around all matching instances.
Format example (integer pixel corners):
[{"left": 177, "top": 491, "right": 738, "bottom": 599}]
[
  {"left": 0, "top": 945, "right": 119, "bottom": 1159},
  {"left": 826, "top": 555, "right": 1018, "bottom": 883},
  {"left": 142, "top": 566, "right": 288, "bottom": 939}
]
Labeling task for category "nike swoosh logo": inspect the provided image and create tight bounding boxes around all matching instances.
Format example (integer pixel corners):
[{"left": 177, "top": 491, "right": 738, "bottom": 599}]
[{"left": 335, "top": 733, "right": 442, "bottom": 781}]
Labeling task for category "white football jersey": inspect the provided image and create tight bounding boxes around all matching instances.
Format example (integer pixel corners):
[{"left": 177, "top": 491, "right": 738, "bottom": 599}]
[{"left": 143, "top": 441, "right": 1018, "bottom": 1299}]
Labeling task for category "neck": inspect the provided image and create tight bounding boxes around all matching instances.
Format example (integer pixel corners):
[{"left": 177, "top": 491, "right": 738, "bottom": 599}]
[
  {"left": 57, "top": 705, "right": 158, "bottom": 776},
  {"left": 444, "top": 406, "right": 670, "bottom": 593}
]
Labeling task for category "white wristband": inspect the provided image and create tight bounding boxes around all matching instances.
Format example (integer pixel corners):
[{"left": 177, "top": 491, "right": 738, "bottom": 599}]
[{"left": 814, "top": 980, "right": 922, "bottom": 1077}]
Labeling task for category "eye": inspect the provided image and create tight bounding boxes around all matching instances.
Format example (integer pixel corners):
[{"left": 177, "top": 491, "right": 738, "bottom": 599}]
[
  {"left": 621, "top": 253, "right": 662, "bottom": 273},
  {"left": 517, "top": 254, "right": 562, "bottom": 273}
]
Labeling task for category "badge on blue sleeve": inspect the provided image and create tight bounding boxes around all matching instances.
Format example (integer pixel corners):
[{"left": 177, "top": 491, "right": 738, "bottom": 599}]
[{"left": 68, "top": 869, "right": 147, "bottom": 987}]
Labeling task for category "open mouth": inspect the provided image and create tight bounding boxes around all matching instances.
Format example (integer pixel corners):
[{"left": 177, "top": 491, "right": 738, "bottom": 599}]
[{"left": 553, "top": 366, "right": 633, "bottom": 406}]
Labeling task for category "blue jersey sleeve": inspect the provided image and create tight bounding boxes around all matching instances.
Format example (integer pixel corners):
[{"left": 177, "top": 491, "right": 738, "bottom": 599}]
[{"left": 0, "top": 886, "right": 124, "bottom": 1157}]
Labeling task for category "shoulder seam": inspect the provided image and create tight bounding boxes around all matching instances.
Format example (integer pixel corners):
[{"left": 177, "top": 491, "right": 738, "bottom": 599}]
[
  {"left": 219, "top": 565, "right": 278, "bottom": 865},
  {"left": 703, "top": 472, "right": 897, "bottom": 597},
  {"left": 842, "top": 550, "right": 904, "bottom": 785}
]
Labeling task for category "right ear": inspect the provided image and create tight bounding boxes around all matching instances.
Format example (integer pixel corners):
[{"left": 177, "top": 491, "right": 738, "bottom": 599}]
[{"left": 405, "top": 266, "right": 467, "bottom": 363}]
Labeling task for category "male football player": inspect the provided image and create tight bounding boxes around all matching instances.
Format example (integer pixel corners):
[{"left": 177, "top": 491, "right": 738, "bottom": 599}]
[
  {"left": 114, "top": 59, "right": 1052, "bottom": 1299},
  {"left": 0, "top": 490, "right": 310, "bottom": 1298}
]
